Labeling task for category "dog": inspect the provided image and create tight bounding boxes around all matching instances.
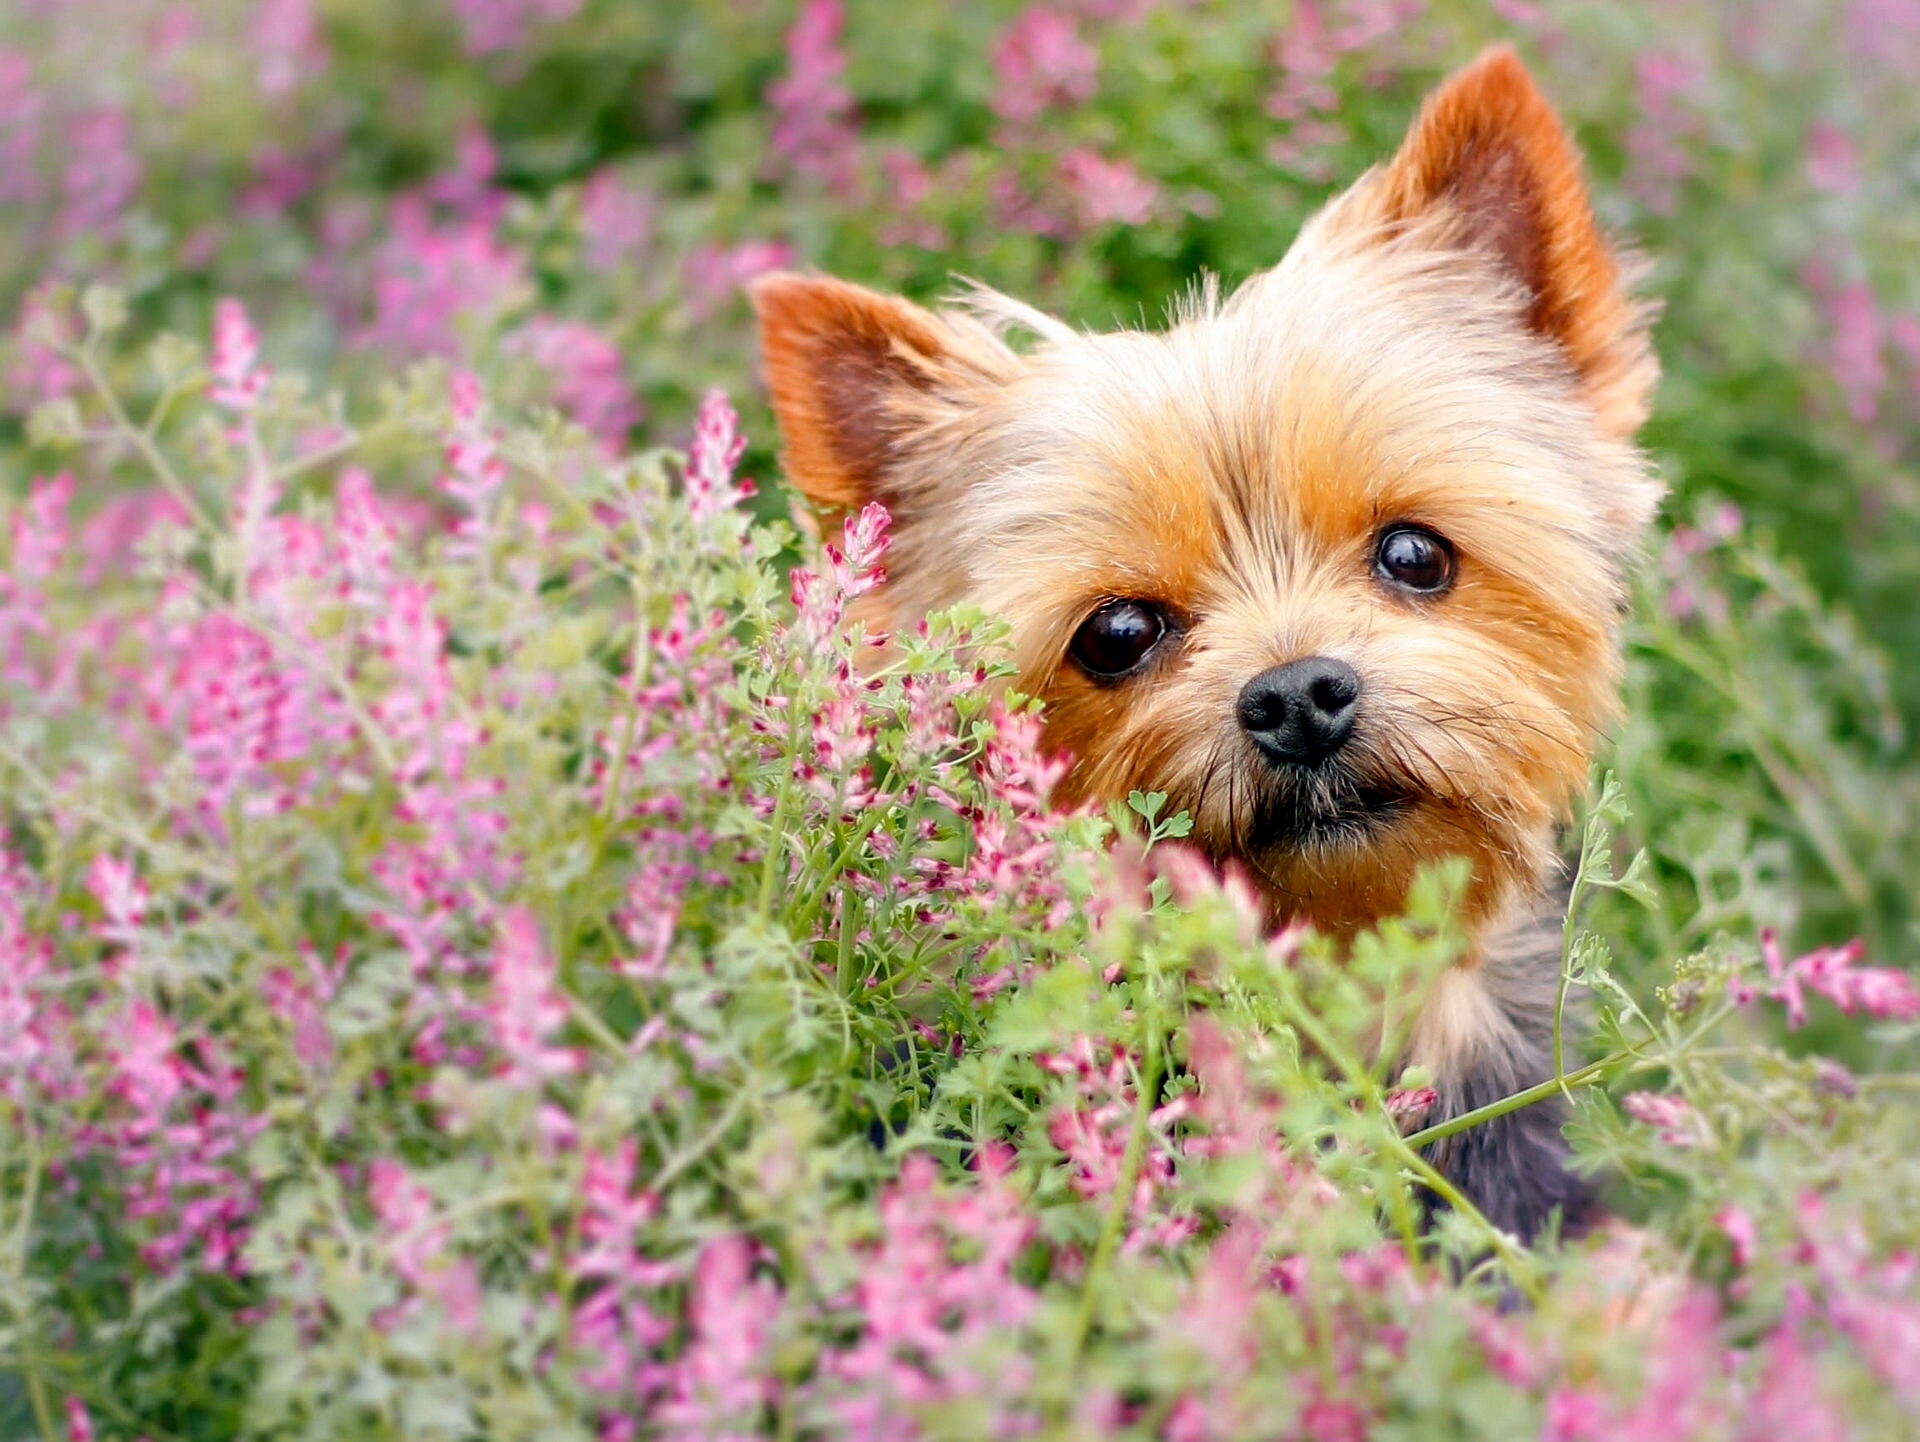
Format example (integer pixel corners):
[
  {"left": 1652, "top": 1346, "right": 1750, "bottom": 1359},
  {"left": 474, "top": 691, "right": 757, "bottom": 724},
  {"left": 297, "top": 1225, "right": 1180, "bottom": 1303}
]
[{"left": 749, "top": 46, "right": 1661, "bottom": 1243}]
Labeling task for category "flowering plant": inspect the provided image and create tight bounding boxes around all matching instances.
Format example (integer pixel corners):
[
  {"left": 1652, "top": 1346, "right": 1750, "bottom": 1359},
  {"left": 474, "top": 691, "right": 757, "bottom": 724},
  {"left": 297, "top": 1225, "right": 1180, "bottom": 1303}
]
[
  {"left": 3, "top": 0, "right": 1920, "bottom": 1437},
  {"left": 0, "top": 292, "right": 1915, "bottom": 1439}
]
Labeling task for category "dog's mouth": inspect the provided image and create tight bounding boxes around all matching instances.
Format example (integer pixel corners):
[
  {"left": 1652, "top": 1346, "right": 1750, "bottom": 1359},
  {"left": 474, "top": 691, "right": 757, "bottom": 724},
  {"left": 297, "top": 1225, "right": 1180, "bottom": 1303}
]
[{"left": 1245, "top": 765, "right": 1414, "bottom": 851}]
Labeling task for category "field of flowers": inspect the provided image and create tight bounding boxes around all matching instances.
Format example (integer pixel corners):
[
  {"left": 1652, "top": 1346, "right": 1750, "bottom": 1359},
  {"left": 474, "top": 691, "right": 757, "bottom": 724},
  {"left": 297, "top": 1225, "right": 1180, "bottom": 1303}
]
[{"left": 2, "top": 0, "right": 1919, "bottom": 1438}]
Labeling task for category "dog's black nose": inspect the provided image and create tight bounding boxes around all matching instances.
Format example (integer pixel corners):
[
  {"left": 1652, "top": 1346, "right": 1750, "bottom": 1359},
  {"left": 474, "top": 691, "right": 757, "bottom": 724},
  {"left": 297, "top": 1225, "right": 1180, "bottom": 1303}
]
[{"left": 1237, "top": 657, "right": 1360, "bottom": 767}]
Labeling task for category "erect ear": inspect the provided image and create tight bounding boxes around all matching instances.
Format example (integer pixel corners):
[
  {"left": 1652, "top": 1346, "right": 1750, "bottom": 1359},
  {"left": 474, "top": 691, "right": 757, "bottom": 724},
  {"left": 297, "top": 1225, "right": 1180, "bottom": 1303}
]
[
  {"left": 1373, "top": 45, "right": 1656, "bottom": 436},
  {"left": 750, "top": 272, "right": 1005, "bottom": 513}
]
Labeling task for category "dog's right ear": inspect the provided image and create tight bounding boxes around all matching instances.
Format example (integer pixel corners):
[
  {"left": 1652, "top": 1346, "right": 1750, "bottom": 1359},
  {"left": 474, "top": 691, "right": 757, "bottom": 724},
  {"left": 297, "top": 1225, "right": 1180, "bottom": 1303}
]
[{"left": 749, "top": 272, "right": 1008, "bottom": 513}]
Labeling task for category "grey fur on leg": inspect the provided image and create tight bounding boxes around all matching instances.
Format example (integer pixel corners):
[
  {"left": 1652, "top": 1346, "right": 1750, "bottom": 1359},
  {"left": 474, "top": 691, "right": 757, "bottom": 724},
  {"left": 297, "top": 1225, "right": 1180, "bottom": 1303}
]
[{"left": 1417, "top": 901, "right": 1594, "bottom": 1246}]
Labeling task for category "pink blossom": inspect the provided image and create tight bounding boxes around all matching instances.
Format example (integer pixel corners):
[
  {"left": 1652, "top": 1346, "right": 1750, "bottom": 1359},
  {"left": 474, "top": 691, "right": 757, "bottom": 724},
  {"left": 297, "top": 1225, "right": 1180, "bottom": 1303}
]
[
  {"left": 682, "top": 239, "right": 792, "bottom": 321},
  {"left": 991, "top": 8, "right": 1099, "bottom": 124},
  {"left": 1717, "top": 1204, "right": 1757, "bottom": 1268},
  {"left": 1626, "top": 52, "right": 1704, "bottom": 215},
  {"left": 1738, "top": 1312, "right": 1849, "bottom": 1442},
  {"left": 210, "top": 298, "right": 271, "bottom": 412},
  {"left": 59, "top": 107, "right": 140, "bottom": 241},
  {"left": 63, "top": 1396, "right": 92, "bottom": 1442},
  {"left": 366, "top": 1157, "right": 483, "bottom": 1333},
  {"left": 486, "top": 909, "right": 579, "bottom": 1086},
  {"left": 685, "top": 388, "right": 757, "bottom": 531},
  {"left": 251, "top": 0, "right": 327, "bottom": 98},
  {"left": 1817, "top": 283, "right": 1886, "bottom": 423},
  {"left": 0, "top": 472, "right": 74, "bottom": 685},
  {"left": 1059, "top": 148, "right": 1158, "bottom": 227},
  {"left": 820, "top": 1154, "right": 1038, "bottom": 1433},
  {"left": 1621, "top": 1091, "right": 1709, "bottom": 1148},
  {"left": 359, "top": 205, "right": 526, "bottom": 357},
  {"left": 656, "top": 1235, "right": 784, "bottom": 1438},
  {"left": 7, "top": 283, "right": 80, "bottom": 406},
  {"left": 0, "top": 49, "right": 43, "bottom": 206},
  {"left": 508, "top": 316, "right": 641, "bottom": 451},
  {"left": 767, "top": 0, "right": 860, "bottom": 194},
  {"left": 1759, "top": 929, "right": 1920, "bottom": 1029},
  {"left": 451, "top": 0, "right": 581, "bottom": 56},
  {"left": 579, "top": 170, "right": 654, "bottom": 272},
  {"left": 1805, "top": 120, "right": 1860, "bottom": 195}
]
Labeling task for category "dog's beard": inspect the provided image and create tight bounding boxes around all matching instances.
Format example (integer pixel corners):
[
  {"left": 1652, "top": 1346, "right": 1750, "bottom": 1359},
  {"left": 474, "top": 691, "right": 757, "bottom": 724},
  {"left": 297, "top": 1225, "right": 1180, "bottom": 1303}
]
[{"left": 1244, "top": 759, "right": 1414, "bottom": 852}]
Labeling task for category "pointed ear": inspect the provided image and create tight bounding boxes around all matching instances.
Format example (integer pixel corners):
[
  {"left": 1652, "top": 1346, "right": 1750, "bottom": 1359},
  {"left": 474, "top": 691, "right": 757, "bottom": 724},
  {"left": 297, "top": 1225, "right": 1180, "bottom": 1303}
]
[
  {"left": 1374, "top": 46, "right": 1656, "bottom": 435},
  {"left": 750, "top": 272, "right": 1001, "bottom": 513}
]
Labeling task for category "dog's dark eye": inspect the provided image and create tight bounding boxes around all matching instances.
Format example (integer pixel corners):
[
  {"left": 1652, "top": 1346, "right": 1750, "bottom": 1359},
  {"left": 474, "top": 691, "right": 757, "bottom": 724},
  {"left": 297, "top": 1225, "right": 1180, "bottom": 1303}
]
[
  {"left": 1069, "top": 600, "right": 1166, "bottom": 679},
  {"left": 1373, "top": 525, "right": 1455, "bottom": 594}
]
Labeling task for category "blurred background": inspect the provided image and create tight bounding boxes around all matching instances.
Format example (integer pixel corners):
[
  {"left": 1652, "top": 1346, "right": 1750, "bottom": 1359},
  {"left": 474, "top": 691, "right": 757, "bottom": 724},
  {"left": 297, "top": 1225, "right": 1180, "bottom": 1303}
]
[{"left": 1, "top": 0, "right": 1915, "bottom": 1024}]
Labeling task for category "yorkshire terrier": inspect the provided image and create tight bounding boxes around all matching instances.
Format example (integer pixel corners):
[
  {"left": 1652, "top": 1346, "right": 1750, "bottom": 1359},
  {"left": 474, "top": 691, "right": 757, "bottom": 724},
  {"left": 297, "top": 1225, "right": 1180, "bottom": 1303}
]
[{"left": 751, "top": 47, "right": 1661, "bottom": 1243}]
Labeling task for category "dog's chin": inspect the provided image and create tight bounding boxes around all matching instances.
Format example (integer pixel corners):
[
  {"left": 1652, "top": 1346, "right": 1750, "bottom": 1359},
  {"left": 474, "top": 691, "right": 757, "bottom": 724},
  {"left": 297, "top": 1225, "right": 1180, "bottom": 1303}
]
[{"left": 1246, "top": 765, "right": 1415, "bottom": 855}]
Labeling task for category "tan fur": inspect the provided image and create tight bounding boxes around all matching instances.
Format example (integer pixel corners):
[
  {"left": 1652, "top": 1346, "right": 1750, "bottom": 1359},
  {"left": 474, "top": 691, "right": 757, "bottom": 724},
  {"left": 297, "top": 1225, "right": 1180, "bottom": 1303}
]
[{"left": 750, "top": 47, "right": 1661, "bottom": 954}]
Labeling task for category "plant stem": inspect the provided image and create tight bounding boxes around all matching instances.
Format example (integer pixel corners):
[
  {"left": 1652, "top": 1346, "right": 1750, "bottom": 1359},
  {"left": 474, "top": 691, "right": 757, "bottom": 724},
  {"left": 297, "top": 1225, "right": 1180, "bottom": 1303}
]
[{"left": 1401, "top": 1050, "right": 1634, "bottom": 1150}]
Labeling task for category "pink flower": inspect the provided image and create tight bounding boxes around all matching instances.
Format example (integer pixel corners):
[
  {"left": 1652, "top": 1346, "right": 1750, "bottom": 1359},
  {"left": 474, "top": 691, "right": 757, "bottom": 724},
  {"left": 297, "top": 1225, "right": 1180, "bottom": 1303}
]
[
  {"left": 210, "top": 298, "right": 271, "bottom": 412},
  {"left": 486, "top": 909, "right": 579, "bottom": 1086},
  {"left": 1805, "top": 120, "right": 1860, "bottom": 196},
  {"left": 991, "top": 8, "right": 1098, "bottom": 124},
  {"left": 767, "top": 0, "right": 860, "bottom": 194},
  {"left": 1626, "top": 51, "right": 1704, "bottom": 215},
  {"left": 683, "top": 239, "right": 793, "bottom": 321},
  {"left": 1717, "top": 1204, "right": 1757, "bottom": 1268},
  {"left": 359, "top": 206, "right": 526, "bottom": 358},
  {"left": 1817, "top": 283, "right": 1886, "bottom": 423},
  {"left": 1621, "top": 1091, "right": 1709, "bottom": 1149},
  {"left": 508, "top": 316, "right": 641, "bottom": 451},
  {"left": 63, "top": 1396, "right": 92, "bottom": 1442},
  {"left": 1759, "top": 930, "right": 1920, "bottom": 1029},
  {"left": 251, "top": 0, "right": 327, "bottom": 98},
  {"left": 1058, "top": 148, "right": 1157, "bottom": 227},
  {"left": 656, "top": 1236, "right": 784, "bottom": 1437},
  {"left": 451, "top": 0, "right": 581, "bottom": 56},
  {"left": 0, "top": 49, "right": 43, "bottom": 206},
  {"left": 579, "top": 169, "right": 654, "bottom": 272},
  {"left": 1739, "top": 1312, "right": 1849, "bottom": 1442},
  {"left": 7, "top": 283, "right": 80, "bottom": 407},
  {"left": 685, "top": 388, "right": 757, "bottom": 531},
  {"left": 59, "top": 107, "right": 140, "bottom": 241}
]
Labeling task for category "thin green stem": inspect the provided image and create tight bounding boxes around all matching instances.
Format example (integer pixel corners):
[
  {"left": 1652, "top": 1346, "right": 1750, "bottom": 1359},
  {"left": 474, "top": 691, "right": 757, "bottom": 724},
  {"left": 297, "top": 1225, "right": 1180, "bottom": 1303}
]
[
  {"left": 76, "top": 345, "right": 215, "bottom": 534},
  {"left": 1401, "top": 1050, "right": 1635, "bottom": 1150}
]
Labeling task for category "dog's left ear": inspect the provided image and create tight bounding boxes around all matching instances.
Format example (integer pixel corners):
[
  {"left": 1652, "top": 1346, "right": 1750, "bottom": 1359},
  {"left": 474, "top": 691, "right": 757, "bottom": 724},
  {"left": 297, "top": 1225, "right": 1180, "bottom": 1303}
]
[{"left": 1369, "top": 45, "right": 1656, "bottom": 437}]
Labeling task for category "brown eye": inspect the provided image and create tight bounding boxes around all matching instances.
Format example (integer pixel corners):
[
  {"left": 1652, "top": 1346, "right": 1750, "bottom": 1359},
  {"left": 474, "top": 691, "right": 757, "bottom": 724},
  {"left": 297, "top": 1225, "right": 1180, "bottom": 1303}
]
[
  {"left": 1069, "top": 600, "right": 1167, "bottom": 680},
  {"left": 1374, "top": 525, "right": 1455, "bottom": 594}
]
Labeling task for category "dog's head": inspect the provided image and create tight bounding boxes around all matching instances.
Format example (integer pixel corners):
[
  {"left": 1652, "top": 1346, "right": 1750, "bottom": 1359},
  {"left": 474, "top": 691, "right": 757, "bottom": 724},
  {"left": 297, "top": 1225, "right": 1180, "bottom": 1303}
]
[{"left": 751, "top": 48, "right": 1661, "bottom": 936}]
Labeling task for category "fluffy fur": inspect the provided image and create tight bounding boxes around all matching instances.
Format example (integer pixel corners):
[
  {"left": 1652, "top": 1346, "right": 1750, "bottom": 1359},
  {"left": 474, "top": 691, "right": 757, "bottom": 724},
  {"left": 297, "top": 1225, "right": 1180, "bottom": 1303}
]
[{"left": 752, "top": 47, "right": 1662, "bottom": 1240}]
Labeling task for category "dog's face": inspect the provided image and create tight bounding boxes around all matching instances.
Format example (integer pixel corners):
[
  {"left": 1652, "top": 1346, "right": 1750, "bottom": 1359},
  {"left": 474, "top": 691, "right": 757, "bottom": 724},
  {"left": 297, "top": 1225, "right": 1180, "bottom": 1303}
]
[{"left": 753, "top": 49, "right": 1661, "bottom": 937}]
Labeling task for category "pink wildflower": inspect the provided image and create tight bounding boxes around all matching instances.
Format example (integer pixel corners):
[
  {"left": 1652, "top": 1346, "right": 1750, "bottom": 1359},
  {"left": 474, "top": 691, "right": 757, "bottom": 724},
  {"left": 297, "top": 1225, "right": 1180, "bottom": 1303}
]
[
  {"left": 1626, "top": 52, "right": 1704, "bottom": 215},
  {"left": 359, "top": 204, "right": 526, "bottom": 357},
  {"left": 209, "top": 298, "right": 271, "bottom": 412},
  {"left": 656, "top": 1235, "right": 784, "bottom": 1438},
  {"left": 578, "top": 169, "right": 654, "bottom": 272},
  {"left": 508, "top": 316, "right": 641, "bottom": 451},
  {"left": 251, "top": 0, "right": 327, "bottom": 98},
  {"left": 1805, "top": 120, "right": 1860, "bottom": 195},
  {"left": 682, "top": 239, "right": 792, "bottom": 321},
  {"left": 1717, "top": 1204, "right": 1757, "bottom": 1268},
  {"left": 767, "top": 0, "right": 860, "bottom": 194},
  {"left": 1059, "top": 148, "right": 1158, "bottom": 227},
  {"left": 0, "top": 49, "right": 43, "bottom": 206},
  {"left": 452, "top": 0, "right": 581, "bottom": 56},
  {"left": 59, "top": 107, "right": 140, "bottom": 241},
  {"left": 486, "top": 909, "right": 579, "bottom": 1086},
  {"left": 63, "top": 1396, "right": 92, "bottom": 1442},
  {"left": 991, "top": 8, "right": 1099, "bottom": 124},
  {"left": 1759, "top": 930, "right": 1920, "bottom": 1029},
  {"left": 684, "top": 388, "right": 757, "bottom": 531},
  {"left": 1621, "top": 1091, "right": 1710, "bottom": 1149}
]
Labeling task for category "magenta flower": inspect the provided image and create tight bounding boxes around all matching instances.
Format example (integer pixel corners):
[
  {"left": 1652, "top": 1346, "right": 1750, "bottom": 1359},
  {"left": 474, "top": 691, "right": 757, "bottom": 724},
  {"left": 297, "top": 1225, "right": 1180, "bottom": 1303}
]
[
  {"left": 1758, "top": 929, "right": 1920, "bottom": 1030},
  {"left": 767, "top": 0, "right": 860, "bottom": 194},
  {"left": 991, "top": 7, "right": 1098, "bottom": 124},
  {"left": 1621, "top": 1091, "right": 1710, "bottom": 1149},
  {"left": 1058, "top": 148, "right": 1158, "bottom": 227}
]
